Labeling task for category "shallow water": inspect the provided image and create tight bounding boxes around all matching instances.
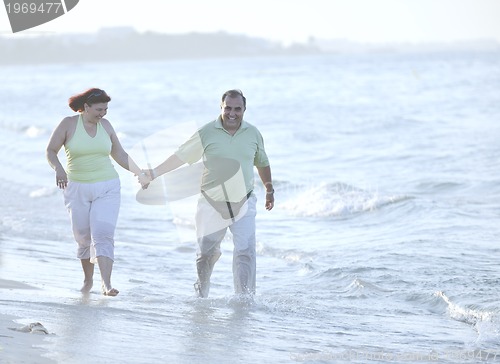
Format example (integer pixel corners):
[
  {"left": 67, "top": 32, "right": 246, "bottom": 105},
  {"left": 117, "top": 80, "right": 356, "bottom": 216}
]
[{"left": 1, "top": 51, "right": 500, "bottom": 363}]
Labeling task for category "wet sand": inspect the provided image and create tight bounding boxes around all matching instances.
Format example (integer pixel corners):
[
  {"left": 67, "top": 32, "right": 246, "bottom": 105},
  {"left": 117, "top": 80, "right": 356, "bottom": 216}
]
[{"left": 0, "top": 278, "right": 55, "bottom": 363}]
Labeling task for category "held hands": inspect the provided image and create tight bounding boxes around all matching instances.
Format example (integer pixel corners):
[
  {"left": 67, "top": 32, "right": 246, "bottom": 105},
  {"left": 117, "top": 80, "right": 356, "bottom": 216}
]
[{"left": 137, "top": 169, "right": 154, "bottom": 189}]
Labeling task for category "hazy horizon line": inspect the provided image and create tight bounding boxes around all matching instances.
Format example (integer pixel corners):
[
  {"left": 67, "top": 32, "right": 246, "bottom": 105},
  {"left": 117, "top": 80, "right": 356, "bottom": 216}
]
[{"left": 1, "top": 26, "right": 500, "bottom": 47}]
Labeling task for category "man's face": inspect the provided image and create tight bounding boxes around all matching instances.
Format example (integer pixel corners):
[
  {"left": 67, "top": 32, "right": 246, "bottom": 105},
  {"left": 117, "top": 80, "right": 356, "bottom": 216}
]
[{"left": 221, "top": 95, "right": 245, "bottom": 129}]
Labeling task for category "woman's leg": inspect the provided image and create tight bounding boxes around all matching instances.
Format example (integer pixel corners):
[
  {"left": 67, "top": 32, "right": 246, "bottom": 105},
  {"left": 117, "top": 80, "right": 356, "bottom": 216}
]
[
  {"left": 64, "top": 182, "right": 94, "bottom": 292},
  {"left": 90, "top": 179, "right": 121, "bottom": 296},
  {"left": 97, "top": 256, "right": 118, "bottom": 296},
  {"left": 80, "top": 258, "right": 94, "bottom": 293}
]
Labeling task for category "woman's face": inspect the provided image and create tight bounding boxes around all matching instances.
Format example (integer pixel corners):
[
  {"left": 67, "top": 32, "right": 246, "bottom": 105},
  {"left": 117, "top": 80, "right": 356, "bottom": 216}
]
[{"left": 85, "top": 102, "right": 108, "bottom": 123}]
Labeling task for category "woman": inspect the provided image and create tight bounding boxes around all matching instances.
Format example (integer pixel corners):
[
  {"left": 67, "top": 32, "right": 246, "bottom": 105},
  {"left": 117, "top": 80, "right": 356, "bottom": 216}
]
[{"left": 46, "top": 88, "right": 148, "bottom": 296}]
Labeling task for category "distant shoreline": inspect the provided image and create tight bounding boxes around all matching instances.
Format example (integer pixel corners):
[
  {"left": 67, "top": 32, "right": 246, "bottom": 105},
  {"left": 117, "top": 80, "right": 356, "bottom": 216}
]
[{"left": 1, "top": 28, "right": 499, "bottom": 65}]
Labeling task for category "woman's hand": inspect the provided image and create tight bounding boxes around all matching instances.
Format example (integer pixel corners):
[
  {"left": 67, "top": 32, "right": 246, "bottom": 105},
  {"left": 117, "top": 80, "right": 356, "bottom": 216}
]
[{"left": 56, "top": 169, "right": 68, "bottom": 189}]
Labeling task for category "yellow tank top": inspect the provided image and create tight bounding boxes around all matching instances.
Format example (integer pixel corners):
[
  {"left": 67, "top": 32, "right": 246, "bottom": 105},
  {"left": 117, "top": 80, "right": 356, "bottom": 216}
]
[{"left": 64, "top": 114, "right": 119, "bottom": 183}]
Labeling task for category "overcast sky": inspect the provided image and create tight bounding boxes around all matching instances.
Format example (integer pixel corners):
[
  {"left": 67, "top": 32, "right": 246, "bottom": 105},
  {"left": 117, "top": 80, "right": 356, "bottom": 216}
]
[{"left": 1, "top": 0, "right": 499, "bottom": 44}]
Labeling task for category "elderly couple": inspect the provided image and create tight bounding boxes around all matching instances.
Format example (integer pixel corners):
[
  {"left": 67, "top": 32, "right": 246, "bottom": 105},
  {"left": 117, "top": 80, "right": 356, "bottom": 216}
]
[{"left": 46, "top": 88, "right": 274, "bottom": 298}]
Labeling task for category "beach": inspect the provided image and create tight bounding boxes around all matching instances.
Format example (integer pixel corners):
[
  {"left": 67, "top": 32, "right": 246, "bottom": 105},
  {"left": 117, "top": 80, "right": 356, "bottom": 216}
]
[{"left": 1, "top": 52, "right": 499, "bottom": 363}]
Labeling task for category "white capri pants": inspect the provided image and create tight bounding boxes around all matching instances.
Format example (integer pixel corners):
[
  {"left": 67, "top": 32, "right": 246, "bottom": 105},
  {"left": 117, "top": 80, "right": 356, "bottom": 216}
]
[
  {"left": 195, "top": 194, "right": 257, "bottom": 297},
  {"left": 63, "top": 178, "right": 121, "bottom": 263}
]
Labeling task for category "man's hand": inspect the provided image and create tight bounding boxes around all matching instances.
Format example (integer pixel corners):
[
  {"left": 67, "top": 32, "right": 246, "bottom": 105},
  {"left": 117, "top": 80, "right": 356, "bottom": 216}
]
[{"left": 265, "top": 190, "right": 274, "bottom": 211}]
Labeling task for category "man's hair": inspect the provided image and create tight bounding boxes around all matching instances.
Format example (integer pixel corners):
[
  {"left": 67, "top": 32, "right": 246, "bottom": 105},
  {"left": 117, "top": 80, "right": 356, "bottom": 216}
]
[{"left": 221, "top": 89, "right": 246, "bottom": 109}]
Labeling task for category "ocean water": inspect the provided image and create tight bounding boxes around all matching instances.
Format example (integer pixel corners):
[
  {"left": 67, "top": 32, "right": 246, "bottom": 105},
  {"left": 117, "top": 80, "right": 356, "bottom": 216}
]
[{"left": 1, "top": 50, "right": 500, "bottom": 363}]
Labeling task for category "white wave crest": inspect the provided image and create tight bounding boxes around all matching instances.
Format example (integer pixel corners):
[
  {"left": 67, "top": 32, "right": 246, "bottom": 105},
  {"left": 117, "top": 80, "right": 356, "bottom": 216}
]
[{"left": 281, "top": 182, "right": 406, "bottom": 217}]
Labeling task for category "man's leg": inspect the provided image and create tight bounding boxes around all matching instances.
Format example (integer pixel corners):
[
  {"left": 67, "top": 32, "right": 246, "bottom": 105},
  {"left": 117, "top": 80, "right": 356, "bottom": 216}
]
[
  {"left": 194, "top": 198, "right": 228, "bottom": 297},
  {"left": 229, "top": 195, "right": 257, "bottom": 295},
  {"left": 195, "top": 232, "right": 225, "bottom": 298}
]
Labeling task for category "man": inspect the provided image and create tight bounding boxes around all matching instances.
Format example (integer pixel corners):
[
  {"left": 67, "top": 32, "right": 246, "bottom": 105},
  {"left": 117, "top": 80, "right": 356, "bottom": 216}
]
[{"left": 144, "top": 89, "right": 274, "bottom": 297}]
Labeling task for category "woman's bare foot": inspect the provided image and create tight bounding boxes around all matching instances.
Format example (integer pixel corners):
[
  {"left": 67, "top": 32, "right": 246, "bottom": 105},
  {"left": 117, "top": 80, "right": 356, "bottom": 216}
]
[
  {"left": 102, "top": 288, "right": 119, "bottom": 296},
  {"left": 102, "top": 282, "right": 119, "bottom": 296},
  {"left": 80, "top": 279, "right": 93, "bottom": 294}
]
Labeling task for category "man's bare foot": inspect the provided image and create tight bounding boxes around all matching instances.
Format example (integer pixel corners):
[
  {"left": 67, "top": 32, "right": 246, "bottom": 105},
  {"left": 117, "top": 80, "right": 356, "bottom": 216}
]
[{"left": 80, "top": 280, "right": 93, "bottom": 294}]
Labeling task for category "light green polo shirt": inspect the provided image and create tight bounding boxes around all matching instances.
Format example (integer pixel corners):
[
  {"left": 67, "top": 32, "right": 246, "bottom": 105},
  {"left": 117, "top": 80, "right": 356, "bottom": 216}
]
[{"left": 175, "top": 116, "right": 269, "bottom": 202}]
